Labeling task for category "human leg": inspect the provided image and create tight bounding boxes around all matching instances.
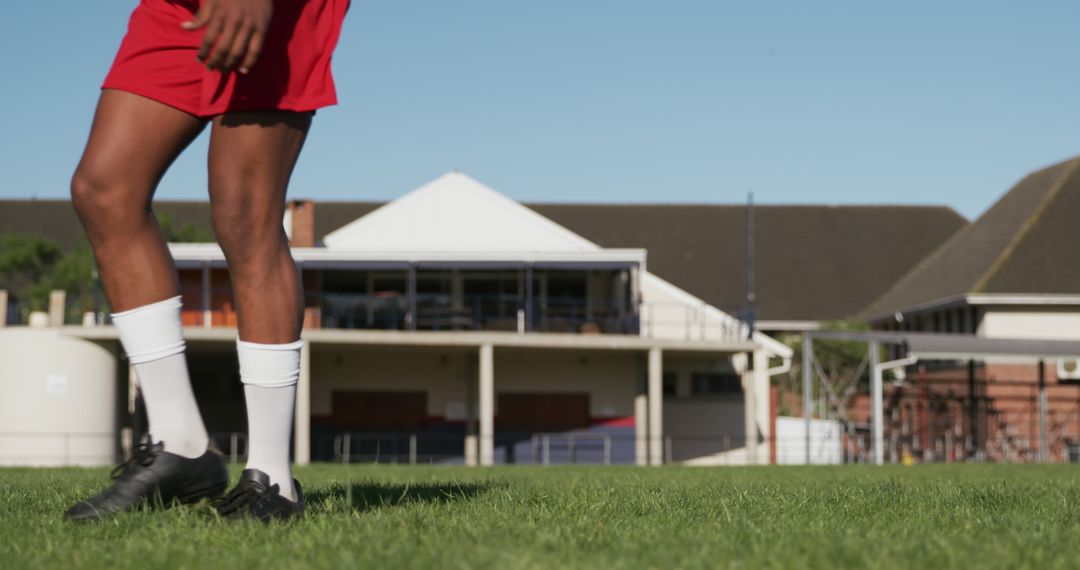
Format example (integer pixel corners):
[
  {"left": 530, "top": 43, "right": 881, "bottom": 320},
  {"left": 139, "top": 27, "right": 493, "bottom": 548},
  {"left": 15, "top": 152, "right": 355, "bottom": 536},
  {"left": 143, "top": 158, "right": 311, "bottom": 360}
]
[
  {"left": 71, "top": 89, "right": 205, "bottom": 310},
  {"left": 71, "top": 90, "right": 211, "bottom": 459},
  {"left": 207, "top": 111, "right": 311, "bottom": 508},
  {"left": 65, "top": 91, "right": 227, "bottom": 521}
]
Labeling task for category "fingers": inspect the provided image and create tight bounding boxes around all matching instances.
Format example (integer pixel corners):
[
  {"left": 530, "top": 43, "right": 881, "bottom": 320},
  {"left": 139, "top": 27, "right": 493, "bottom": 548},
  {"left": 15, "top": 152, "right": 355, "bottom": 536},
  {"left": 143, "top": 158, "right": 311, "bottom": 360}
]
[
  {"left": 223, "top": 26, "right": 254, "bottom": 72},
  {"left": 238, "top": 32, "right": 265, "bottom": 74},
  {"left": 205, "top": 19, "right": 242, "bottom": 70},
  {"left": 185, "top": 0, "right": 272, "bottom": 73},
  {"left": 197, "top": 17, "right": 225, "bottom": 63},
  {"left": 181, "top": 0, "right": 213, "bottom": 30}
]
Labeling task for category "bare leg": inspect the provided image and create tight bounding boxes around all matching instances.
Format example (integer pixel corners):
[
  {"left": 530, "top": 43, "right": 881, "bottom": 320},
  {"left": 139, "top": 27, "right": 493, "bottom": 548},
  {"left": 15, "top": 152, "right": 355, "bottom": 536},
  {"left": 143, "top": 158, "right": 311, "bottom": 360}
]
[
  {"left": 207, "top": 111, "right": 311, "bottom": 343},
  {"left": 68, "top": 90, "right": 213, "bottom": 464},
  {"left": 71, "top": 90, "right": 207, "bottom": 311},
  {"left": 208, "top": 111, "right": 312, "bottom": 505}
]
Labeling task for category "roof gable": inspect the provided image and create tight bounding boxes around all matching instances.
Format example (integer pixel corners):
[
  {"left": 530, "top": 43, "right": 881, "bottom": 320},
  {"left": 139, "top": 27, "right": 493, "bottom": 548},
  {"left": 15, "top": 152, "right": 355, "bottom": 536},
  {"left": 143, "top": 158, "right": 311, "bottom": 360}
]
[
  {"left": 981, "top": 160, "right": 1080, "bottom": 294},
  {"left": 863, "top": 157, "right": 1080, "bottom": 318},
  {"left": 322, "top": 172, "right": 600, "bottom": 253}
]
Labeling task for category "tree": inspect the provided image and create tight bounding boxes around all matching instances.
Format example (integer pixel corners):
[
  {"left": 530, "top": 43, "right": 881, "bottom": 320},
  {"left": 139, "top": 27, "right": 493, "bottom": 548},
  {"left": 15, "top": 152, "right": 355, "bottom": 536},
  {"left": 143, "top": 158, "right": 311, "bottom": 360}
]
[
  {"left": 0, "top": 234, "right": 61, "bottom": 288},
  {"left": 0, "top": 233, "right": 100, "bottom": 319},
  {"left": 786, "top": 319, "right": 874, "bottom": 425},
  {"left": 1, "top": 217, "right": 213, "bottom": 322},
  {"left": 157, "top": 213, "right": 214, "bottom": 243},
  {"left": 0, "top": 234, "right": 64, "bottom": 311}
]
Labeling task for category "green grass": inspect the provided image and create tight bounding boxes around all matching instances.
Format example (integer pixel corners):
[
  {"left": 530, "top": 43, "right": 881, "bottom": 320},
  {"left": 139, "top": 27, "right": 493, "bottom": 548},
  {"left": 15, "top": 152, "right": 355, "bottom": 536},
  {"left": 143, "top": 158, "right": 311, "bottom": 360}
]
[{"left": 2, "top": 464, "right": 1080, "bottom": 569}]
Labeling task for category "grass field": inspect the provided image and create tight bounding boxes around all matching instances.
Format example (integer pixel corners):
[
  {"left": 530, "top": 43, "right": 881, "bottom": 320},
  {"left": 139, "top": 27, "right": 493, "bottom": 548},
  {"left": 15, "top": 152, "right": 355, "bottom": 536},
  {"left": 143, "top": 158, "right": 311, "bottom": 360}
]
[{"left": 2, "top": 464, "right": 1080, "bottom": 569}]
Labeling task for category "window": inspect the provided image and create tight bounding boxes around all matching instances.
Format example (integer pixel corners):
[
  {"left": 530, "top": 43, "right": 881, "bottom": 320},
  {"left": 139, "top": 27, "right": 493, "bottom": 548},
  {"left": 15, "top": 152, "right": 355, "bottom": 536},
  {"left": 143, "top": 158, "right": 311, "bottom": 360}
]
[
  {"left": 662, "top": 373, "right": 678, "bottom": 396},
  {"left": 496, "top": 393, "right": 590, "bottom": 431},
  {"left": 332, "top": 391, "right": 428, "bottom": 430},
  {"left": 690, "top": 373, "right": 742, "bottom": 396}
]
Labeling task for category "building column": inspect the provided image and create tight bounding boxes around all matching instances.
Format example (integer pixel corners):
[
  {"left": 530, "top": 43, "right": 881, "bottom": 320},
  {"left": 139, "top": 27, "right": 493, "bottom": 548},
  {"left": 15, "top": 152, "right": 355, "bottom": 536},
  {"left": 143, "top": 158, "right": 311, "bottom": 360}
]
[
  {"left": 479, "top": 343, "right": 495, "bottom": 466},
  {"left": 524, "top": 265, "right": 534, "bottom": 331},
  {"left": 648, "top": 347, "right": 663, "bottom": 465},
  {"left": 48, "top": 290, "right": 66, "bottom": 326},
  {"left": 634, "top": 361, "right": 648, "bottom": 466},
  {"left": 407, "top": 263, "right": 418, "bottom": 330},
  {"left": 293, "top": 339, "right": 311, "bottom": 465},
  {"left": 451, "top": 270, "right": 464, "bottom": 312},
  {"left": 752, "top": 350, "right": 769, "bottom": 465},
  {"left": 539, "top": 272, "right": 548, "bottom": 330},
  {"left": 464, "top": 371, "right": 478, "bottom": 466},
  {"left": 741, "top": 352, "right": 757, "bottom": 464}
]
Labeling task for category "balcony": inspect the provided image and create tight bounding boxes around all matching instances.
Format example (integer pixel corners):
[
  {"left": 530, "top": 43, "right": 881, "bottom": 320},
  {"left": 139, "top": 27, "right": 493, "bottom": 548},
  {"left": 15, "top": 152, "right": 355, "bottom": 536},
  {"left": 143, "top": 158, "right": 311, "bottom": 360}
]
[{"left": 177, "top": 267, "right": 641, "bottom": 336}]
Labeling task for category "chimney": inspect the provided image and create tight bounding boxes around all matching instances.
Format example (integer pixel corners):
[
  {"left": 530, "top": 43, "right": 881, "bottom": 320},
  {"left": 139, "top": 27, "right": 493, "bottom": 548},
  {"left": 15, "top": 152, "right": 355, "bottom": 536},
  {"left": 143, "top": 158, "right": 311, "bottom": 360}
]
[{"left": 286, "top": 200, "right": 315, "bottom": 247}]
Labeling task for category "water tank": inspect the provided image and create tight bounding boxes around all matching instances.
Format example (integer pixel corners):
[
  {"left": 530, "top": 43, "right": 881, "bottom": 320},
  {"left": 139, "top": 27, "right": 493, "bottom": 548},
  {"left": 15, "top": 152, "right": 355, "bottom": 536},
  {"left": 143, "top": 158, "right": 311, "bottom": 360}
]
[{"left": 0, "top": 328, "right": 118, "bottom": 466}]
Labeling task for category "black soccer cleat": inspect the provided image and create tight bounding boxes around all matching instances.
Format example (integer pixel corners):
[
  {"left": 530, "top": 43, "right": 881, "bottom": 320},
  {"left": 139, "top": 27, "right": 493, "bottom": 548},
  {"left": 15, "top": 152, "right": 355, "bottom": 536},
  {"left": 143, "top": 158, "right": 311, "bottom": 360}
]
[
  {"left": 65, "top": 439, "right": 228, "bottom": 522},
  {"left": 215, "top": 469, "right": 306, "bottom": 523}
]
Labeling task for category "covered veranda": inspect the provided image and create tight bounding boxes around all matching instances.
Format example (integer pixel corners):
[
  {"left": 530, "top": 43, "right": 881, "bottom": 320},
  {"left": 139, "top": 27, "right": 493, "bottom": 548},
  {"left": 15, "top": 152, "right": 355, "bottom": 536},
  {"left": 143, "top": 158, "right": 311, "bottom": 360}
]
[{"left": 67, "top": 326, "right": 759, "bottom": 467}]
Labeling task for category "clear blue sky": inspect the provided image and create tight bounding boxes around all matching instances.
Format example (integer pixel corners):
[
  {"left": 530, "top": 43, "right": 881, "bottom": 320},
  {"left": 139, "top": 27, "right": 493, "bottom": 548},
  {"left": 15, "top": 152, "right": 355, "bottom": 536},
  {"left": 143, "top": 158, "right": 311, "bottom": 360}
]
[{"left": 2, "top": 1, "right": 1078, "bottom": 219}]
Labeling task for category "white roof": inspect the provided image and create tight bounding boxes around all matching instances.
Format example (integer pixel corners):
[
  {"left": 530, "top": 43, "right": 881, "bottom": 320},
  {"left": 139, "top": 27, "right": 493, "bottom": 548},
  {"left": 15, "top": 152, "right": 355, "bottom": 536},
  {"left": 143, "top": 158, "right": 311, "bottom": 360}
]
[
  {"left": 168, "top": 243, "right": 646, "bottom": 267},
  {"left": 642, "top": 272, "right": 793, "bottom": 358},
  {"left": 323, "top": 172, "right": 601, "bottom": 253}
]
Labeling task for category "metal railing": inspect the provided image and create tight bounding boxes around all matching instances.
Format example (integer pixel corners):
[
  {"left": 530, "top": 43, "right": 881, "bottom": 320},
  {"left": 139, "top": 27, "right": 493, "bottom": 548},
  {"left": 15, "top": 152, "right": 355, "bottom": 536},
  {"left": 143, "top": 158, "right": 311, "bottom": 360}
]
[
  {"left": 531, "top": 433, "right": 613, "bottom": 465},
  {"left": 333, "top": 433, "right": 420, "bottom": 464},
  {"left": 315, "top": 292, "right": 639, "bottom": 335},
  {"left": 4, "top": 286, "right": 749, "bottom": 344},
  {"left": 4, "top": 430, "right": 1080, "bottom": 466}
]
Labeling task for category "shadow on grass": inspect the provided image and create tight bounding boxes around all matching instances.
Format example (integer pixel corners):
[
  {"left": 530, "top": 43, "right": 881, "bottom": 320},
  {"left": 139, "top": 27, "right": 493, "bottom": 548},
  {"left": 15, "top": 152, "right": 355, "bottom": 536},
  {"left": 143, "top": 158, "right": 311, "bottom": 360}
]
[{"left": 308, "top": 482, "right": 492, "bottom": 513}]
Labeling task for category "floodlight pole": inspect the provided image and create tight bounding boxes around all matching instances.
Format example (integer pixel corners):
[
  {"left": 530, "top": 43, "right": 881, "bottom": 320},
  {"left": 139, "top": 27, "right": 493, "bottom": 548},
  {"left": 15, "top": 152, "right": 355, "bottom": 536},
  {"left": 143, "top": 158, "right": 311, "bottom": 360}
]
[
  {"left": 745, "top": 192, "right": 756, "bottom": 339},
  {"left": 802, "top": 334, "right": 813, "bottom": 464}
]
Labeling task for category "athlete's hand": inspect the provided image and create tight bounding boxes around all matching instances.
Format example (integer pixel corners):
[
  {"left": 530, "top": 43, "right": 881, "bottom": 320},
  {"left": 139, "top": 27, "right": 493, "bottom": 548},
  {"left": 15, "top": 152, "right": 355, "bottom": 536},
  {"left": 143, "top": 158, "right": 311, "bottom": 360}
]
[{"left": 181, "top": 0, "right": 273, "bottom": 74}]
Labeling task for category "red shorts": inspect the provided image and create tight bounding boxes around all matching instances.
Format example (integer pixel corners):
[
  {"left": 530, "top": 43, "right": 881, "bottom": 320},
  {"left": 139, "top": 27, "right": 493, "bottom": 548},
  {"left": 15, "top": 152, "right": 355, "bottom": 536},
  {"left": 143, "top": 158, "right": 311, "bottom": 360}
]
[{"left": 103, "top": 0, "right": 349, "bottom": 118}]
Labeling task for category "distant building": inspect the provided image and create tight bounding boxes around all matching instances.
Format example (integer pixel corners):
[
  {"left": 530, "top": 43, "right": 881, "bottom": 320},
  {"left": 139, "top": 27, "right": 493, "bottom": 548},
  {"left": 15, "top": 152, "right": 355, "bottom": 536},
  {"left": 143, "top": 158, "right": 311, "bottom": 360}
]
[
  {"left": 861, "top": 156, "right": 1080, "bottom": 461},
  {"left": 0, "top": 172, "right": 968, "bottom": 465},
  {"left": 0, "top": 189, "right": 966, "bottom": 332},
  {"left": 155, "top": 172, "right": 792, "bottom": 465}
]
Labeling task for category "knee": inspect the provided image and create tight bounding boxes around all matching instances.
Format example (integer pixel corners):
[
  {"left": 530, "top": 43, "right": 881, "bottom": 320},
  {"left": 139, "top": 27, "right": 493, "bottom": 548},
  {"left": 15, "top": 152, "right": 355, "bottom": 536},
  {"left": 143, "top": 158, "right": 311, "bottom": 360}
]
[
  {"left": 70, "top": 168, "right": 107, "bottom": 219},
  {"left": 70, "top": 168, "right": 146, "bottom": 233},
  {"left": 211, "top": 200, "right": 288, "bottom": 260}
]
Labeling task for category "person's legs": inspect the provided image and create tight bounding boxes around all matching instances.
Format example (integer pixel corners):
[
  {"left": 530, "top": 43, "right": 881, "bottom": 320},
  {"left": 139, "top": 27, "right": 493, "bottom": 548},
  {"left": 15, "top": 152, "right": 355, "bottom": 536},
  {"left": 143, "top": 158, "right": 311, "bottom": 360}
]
[
  {"left": 207, "top": 111, "right": 311, "bottom": 504},
  {"left": 71, "top": 89, "right": 211, "bottom": 459},
  {"left": 65, "top": 90, "right": 229, "bottom": 522},
  {"left": 72, "top": 89, "right": 206, "bottom": 310}
]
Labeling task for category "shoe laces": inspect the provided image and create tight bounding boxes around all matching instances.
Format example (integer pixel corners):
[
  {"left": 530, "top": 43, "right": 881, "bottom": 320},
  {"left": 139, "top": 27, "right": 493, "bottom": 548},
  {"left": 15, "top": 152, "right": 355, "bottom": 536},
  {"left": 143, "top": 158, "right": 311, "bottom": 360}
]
[
  {"left": 110, "top": 438, "right": 162, "bottom": 480},
  {"left": 216, "top": 478, "right": 277, "bottom": 516}
]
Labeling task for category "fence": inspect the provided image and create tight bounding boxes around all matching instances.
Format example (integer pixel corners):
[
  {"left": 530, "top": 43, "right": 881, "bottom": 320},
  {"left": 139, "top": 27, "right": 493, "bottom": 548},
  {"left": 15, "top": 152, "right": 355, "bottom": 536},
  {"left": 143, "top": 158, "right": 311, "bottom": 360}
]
[{"left": 4, "top": 430, "right": 1080, "bottom": 466}]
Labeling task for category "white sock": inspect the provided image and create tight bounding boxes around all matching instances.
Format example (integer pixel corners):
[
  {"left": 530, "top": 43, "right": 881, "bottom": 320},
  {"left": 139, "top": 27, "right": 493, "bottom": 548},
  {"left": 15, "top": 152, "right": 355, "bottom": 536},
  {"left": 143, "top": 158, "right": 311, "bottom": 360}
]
[
  {"left": 238, "top": 338, "right": 303, "bottom": 502},
  {"left": 111, "top": 296, "right": 209, "bottom": 459}
]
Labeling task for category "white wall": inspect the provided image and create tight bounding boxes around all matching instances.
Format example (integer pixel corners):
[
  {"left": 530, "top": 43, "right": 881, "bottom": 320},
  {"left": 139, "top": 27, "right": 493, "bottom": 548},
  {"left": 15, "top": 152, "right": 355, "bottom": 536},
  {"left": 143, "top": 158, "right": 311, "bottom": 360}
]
[
  {"left": 310, "top": 346, "right": 640, "bottom": 419},
  {"left": 310, "top": 348, "right": 469, "bottom": 418},
  {"left": 0, "top": 329, "right": 118, "bottom": 466},
  {"left": 640, "top": 273, "right": 745, "bottom": 343},
  {"left": 977, "top": 307, "right": 1080, "bottom": 341},
  {"left": 663, "top": 399, "right": 745, "bottom": 463},
  {"left": 774, "top": 416, "right": 843, "bottom": 465},
  {"left": 494, "top": 350, "right": 639, "bottom": 417},
  {"left": 309, "top": 345, "right": 764, "bottom": 463}
]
